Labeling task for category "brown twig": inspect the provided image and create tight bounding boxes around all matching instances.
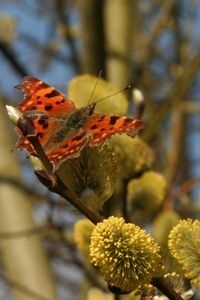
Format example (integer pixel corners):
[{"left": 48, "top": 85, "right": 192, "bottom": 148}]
[
  {"left": 53, "top": 0, "right": 81, "bottom": 73},
  {"left": 137, "top": 0, "right": 176, "bottom": 66},
  {"left": 0, "top": 41, "right": 28, "bottom": 77},
  {"left": 151, "top": 277, "right": 183, "bottom": 300}
]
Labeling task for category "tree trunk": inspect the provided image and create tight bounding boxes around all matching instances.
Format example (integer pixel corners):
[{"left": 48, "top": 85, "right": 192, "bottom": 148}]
[
  {"left": 76, "top": 0, "right": 106, "bottom": 75},
  {"left": 104, "top": 0, "right": 135, "bottom": 87}
]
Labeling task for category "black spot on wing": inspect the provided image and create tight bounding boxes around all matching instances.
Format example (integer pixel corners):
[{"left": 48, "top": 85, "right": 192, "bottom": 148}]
[
  {"left": 42, "top": 123, "right": 48, "bottom": 129},
  {"left": 72, "top": 135, "right": 84, "bottom": 142},
  {"left": 45, "top": 90, "right": 60, "bottom": 98},
  {"left": 90, "top": 124, "right": 98, "bottom": 130},
  {"left": 38, "top": 116, "right": 49, "bottom": 129},
  {"left": 63, "top": 143, "right": 69, "bottom": 148},
  {"left": 55, "top": 98, "right": 65, "bottom": 105},
  {"left": 44, "top": 105, "right": 53, "bottom": 111},
  {"left": 109, "top": 116, "right": 119, "bottom": 125},
  {"left": 38, "top": 116, "right": 48, "bottom": 125}
]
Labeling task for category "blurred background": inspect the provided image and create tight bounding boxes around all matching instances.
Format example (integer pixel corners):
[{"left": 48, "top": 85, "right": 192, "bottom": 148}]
[{"left": 0, "top": 1, "right": 200, "bottom": 299}]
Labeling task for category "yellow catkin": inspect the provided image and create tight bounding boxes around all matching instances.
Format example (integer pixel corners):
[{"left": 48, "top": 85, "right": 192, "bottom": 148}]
[{"left": 90, "top": 217, "right": 161, "bottom": 293}]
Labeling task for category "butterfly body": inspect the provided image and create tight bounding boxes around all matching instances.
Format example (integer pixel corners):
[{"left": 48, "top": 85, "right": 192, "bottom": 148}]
[
  {"left": 15, "top": 77, "right": 144, "bottom": 170},
  {"left": 63, "top": 103, "right": 96, "bottom": 129}
]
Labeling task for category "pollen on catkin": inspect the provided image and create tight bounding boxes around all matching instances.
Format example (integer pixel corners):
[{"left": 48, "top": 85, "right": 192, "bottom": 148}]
[
  {"left": 89, "top": 216, "right": 161, "bottom": 293},
  {"left": 168, "top": 219, "right": 200, "bottom": 287}
]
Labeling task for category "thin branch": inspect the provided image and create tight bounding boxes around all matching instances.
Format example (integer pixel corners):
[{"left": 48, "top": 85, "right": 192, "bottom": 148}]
[
  {"left": 0, "top": 41, "right": 28, "bottom": 77},
  {"left": 138, "top": 0, "right": 176, "bottom": 65},
  {"left": 151, "top": 277, "right": 183, "bottom": 300},
  {"left": 20, "top": 33, "right": 74, "bottom": 65},
  {"left": 53, "top": 0, "right": 81, "bottom": 73}
]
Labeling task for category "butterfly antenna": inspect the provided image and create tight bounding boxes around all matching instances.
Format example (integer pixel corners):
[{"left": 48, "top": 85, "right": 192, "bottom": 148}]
[
  {"left": 95, "top": 84, "right": 132, "bottom": 104},
  {"left": 88, "top": 70, "right": 103, "bottom": 104}
]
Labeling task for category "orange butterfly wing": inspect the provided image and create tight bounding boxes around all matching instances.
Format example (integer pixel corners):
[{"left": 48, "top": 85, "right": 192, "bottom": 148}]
[
  {"left": 15, "top": 77, "right": 76, "bottom": 155},
  {"left": 16, "top": 76, "right": 76, "bottom": 116},
  {"left": 84, "top": 115, "right": 144, "bottom": 146}
]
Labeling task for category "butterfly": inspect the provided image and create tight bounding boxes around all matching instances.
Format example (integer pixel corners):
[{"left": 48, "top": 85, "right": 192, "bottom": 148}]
[{"left": 15, "top": 77, "right": 144, "bottom": 171}]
